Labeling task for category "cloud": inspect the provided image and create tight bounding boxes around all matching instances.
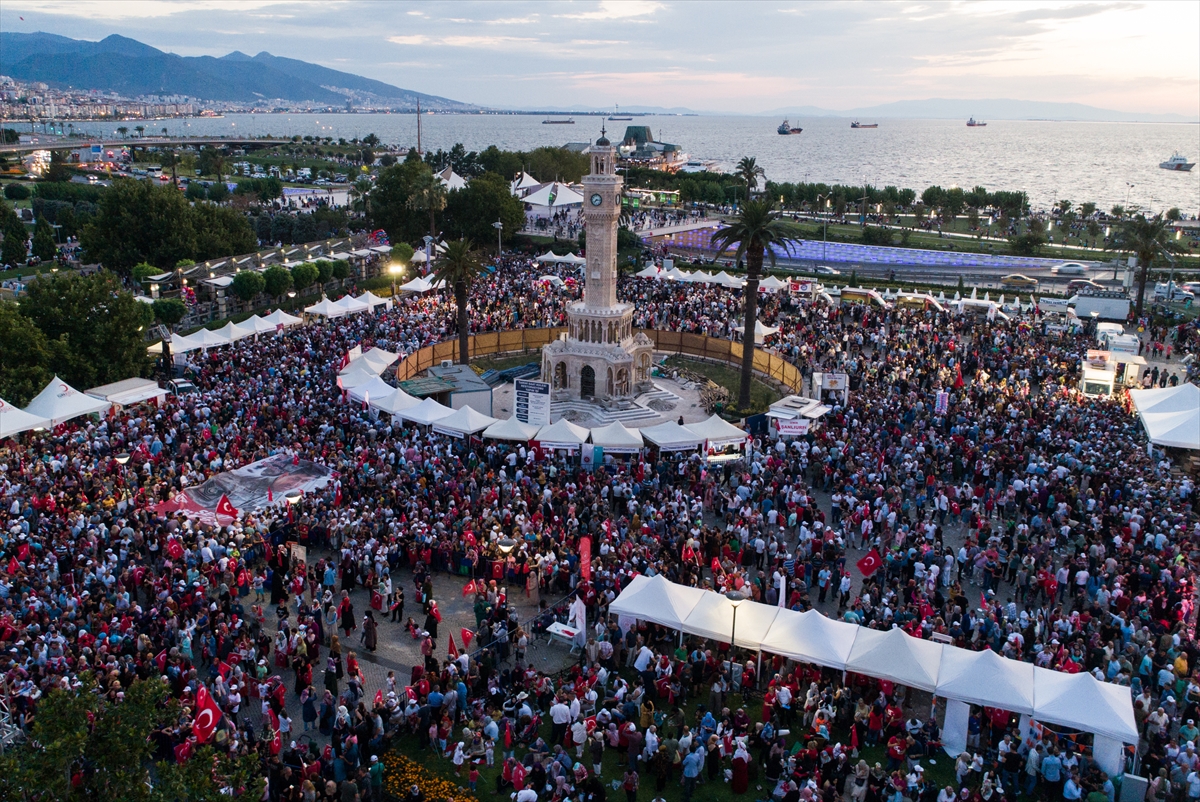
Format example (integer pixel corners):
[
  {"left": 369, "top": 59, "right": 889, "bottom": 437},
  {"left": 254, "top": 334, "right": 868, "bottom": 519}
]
[
  {"left": 3, "top": 0, "right": 296, "bottom": 19},
  {"left": 388, "top": 35, "right": 430, "bottom": 45},
  {"left": 557, "top": 0, "right": 663, "bottom": 21}
]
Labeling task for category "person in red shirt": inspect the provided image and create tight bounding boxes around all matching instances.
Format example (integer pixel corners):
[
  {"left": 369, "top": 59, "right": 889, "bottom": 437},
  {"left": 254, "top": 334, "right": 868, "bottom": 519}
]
[{"left": 886, "top": 732, "right": 908, "bottom": 771}]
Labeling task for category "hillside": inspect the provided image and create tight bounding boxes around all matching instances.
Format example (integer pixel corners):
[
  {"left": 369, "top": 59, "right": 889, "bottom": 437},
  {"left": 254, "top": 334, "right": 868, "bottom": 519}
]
[{"left": 0, "top": 32, "right": 474, "bottom": 110}]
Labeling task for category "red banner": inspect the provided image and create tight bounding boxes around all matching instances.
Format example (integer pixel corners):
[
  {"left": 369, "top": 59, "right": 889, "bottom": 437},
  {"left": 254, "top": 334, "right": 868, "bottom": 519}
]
[{"left": 579, "top": 535, "right": 592, "bottom": 581}]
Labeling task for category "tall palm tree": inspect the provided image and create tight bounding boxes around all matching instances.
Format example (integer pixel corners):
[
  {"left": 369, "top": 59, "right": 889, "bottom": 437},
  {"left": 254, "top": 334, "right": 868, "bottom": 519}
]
[
  {"left": 1106, "top": 214, "right": 1186, "bottom": 317},
  {"left": 711, "top": 200, "right": 802, "bottom": 408},
  {"left": 407, "top": 167, "right": 447, "bottom": 240},
  {"left": 433, "top": 239, "right": 483, "bottom": 364},
  {"left": 736, "top": 156, "right": 765, "bottom": 203},
  {"left": 349, "top": 177, "right": 373, "bottom": 216}
]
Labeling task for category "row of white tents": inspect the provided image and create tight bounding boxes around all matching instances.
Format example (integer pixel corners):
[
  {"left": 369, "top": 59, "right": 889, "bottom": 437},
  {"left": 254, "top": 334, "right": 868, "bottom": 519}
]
[
  {"left": 152, "top": 309, "right": 304, "bottom": 354},
  {"left": 634, "top": 265, "right": 789, "bottom": 291},
  {"left": 0, "top": 376, "right": 115, "bottom": 437},
  {"left": 304, "top": 291, "right": 392, "bottom": 319},
  {"left": 1129, "top": 383, "right": 1200, "bottom": 450},
  {"left": 534, "top": 251, "right": 587, "bottom": 266},
  {"left": 609, "top": 575, "right": 1136, "bottom": 772}
]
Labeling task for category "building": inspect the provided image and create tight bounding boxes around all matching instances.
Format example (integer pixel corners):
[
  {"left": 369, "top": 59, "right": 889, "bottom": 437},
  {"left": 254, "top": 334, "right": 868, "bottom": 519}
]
[{"left": 541, "top": 129, "right": 654, "bottom": 403}]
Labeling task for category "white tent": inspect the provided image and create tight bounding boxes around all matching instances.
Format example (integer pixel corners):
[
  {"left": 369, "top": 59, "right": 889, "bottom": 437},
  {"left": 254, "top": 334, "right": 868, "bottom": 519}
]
[
  {"left": 588, "top": 421, "right": 644, "bottom": 452},
  {"left": 734, "top": 319, "right": 781, "bottom": 343},
  {"left": 24, "top": 376, "right": 112, "bottom": 426},
  {"left": 935, "top": 647, "right": 1035, "bottom": 715},
  {"left": 640, "top": 421, "right": 704, "bottom": 451},
  {"left": 214, "top": 320, "right": 258, "bottom": 342},
  {"left": 757, "top": 608, "right": 858, "bottom": 670},
  {"left": 85, "top": 377, "right": 166, "bottom": 407},
  {"left": 680, "top": 591, "right": 781, "bottom": 649},
  {"left": 437, "top": 165, "right": 467, "bottom": 191},
  {"left": 713, "top": 271, "right": 744, "bottom": 288},
  {"left": 397, "top": 397, "right": 454, "bottom": 426},
  {"left": 634, "top": 265, "right": 661, "bottom": 279},
  {"left": 1031, "top": 667, "right": 1139, "bottom": 743},
  {"left": 304, "top": 297, "right": 344, "bottom": 317},
  {"left": 1129, "top": 384, "right": 1200, "bottom": 450},
  {"left": 356, "top": 291, "right": 392, "bottom": 311},
  {"left": 482, "top": 417, "right": 540, "bottom": 442},
  {"left": 347, "top": 375, "right": 395, "bottom": 404},
  {"left": 397, "top": 276, "right": 435, "bottom": 294},
  {"left": 337, "top": 363, "right": 382, "bottom": 390},
  {"left": 559, "top": 253, "right": 586, "bottom": 265},
  {"left": 521, "top": 181, "right": 584, "bottom": 210},
  {"left": 330, "top": 295, "right": 370, "bottom": 315},
  {"left": 687, "top": 270, "right": 716, "bottom": 284},
  {"left": 346, "top": 347, "right": 399, "bottom": 376},
  {"left": 371, "top": 387, "right": 421, "bottom": 415},
  {"left": 148, "top": 331, "right": 198, "bottom": 355},
  {"left": 844, "top": 627, "right": 944, "bottom": 692},
  {"left": 607, "top": 574, "right": 706, "bottom": 631},
  {"left": 432, "top": 405, "right": 497, "bottom": 437},
  {"left": 537, "top": 275, "right": 565, "bottom": 287},
  {"left": 240, "top": 314, "right": 284, "bottom": 335},
  {"left": 175, "top": 327, "right": 233, "bottom": 352},
  {"left": 663, "top": 267, "right": 690, "bottom": 281},
  {"left": 535, "top": 418, "right": 590, "bottom": 449},
  {"left": 511, "top": 171, "right": 541, "bottom": 196},
  {"left": 261, "top": 309, "right": 303, "bottom": 328},
  {"left": 0, "top": 397, "right": 50, "bottom": 438},
  {"left": 535, "top": 251, "right": 563, "bottom": 264},
  {"left": 759, "top": 275, "right": 787, "bottom": 291},
  {"left": 685, "top": 414, "right": 746, "bottom": 444}
]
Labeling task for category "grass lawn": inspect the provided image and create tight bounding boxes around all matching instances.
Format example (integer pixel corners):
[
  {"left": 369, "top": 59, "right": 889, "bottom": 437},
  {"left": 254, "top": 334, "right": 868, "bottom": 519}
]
[{"left": 664, "top": 355, "right": 780, "bottom": 415}]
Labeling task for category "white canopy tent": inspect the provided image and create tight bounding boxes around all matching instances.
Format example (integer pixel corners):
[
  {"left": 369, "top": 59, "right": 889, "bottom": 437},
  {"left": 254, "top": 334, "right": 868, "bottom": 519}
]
[
  {"left": 371, "top": 388, "right": 421, "bottom": 416},
  {"left": 680, "top": 591, "right": 780, "bottom": 649},
  {"left": 759, "top": 275, "right": 787, "bottom": 291},
  {"left": 346, "top": 347, "right": 399, "bottom": 376},
  {"left": 214, "top": 320, "right": 258, "bottom": 343},
  {"left": 175, "top": 327, "right": 233, "bottom": 352},
  {"left": 240, "top": 314, "right": 286, "bottom": 335},
  {"left": 304, "top": 297, "right": 345, "bottom": 318},
  {"left": 521, "top": 182, "right": 584, "bottom": 213},
  {"left": 337, "top": 364, "right": 382, "bottom": 390},
  {"left": 535, "top": 251, "right": 563, "bottom": 264},
  {"left": 147, "top": 332, "right": 197, "bottom": 355},
  {"left": 437, "top": 165, "right": 467, "bottom": 191},
  {"left": 397, "top": 276, "right": 435, "bottom": 294},
  {"left": 24, "top": 376, "right": 112, "bottom": 426},
  {"left": 734, "top": 320, "right": 781, "bottom": 343},
  {"left": 640, "top": 421, "right": 703, "bottom": 451},
  {"left": 432, "top": 406, "right": 497, "bottom": 437},
  {"left": 85, "top": 378, "right": 166, "bottom": 407},
  {"left": 347, "top": 376, "right": 396, "bottom": 404},
  {"left": 537, "top": 275, "right": 565, "bottom": 287},
  {"left": 482, "top": 417, "right": 540, "bottom": 442},
  {"left": 844, "top": 627, "right": 944, "bottom": 692},
  {"left": 607, "top": 575, "right": 706, "bottom": 631},
  {"left": 712, "top": 271, "right": 744, "bottom": 288},
  {"left": 634, "top": 265, "right": 661, "bottom": 279},
  {"left": 588, "top": 421, "right": 644, "bottom": 452},
  {"left": 0, "top": 397, "right": 50, "bottom": 438},
  {"left": 687, "top": 270, "right": 716, "bottom": 284},
  {"left": 1031, "top": 668, "right": 1139, "bottom": 744},
  {"left": 397, "top": 397, "right": 454, "bottom": 426},
  {"left": 935, "top": 647, "right": 1035, "bottom": 715},
  {"left": 330, "top": 295, "right": 370, "bottom": 315},
  {"left": 355, "top": 291, "right": 392, "bottom": 311},
  {"left": 261, "top": 309, "right": 303, "bottom": 328},
  {"left": 559, "top": 253, "right": 586, "bottom": 265},
  {"left": 756, "top": 609, "right": 858, "bottom": 671},
  {"left": 1129, "top": 384, "right": 1200, "bottom": 450},
  {"left": 685, "top": 414, "right": 747, "bottom": 444},
  {"left": 511, "top": 171, "right": 540, "bottom": 196},
  {"left": 535, "top": 419, "right": 590, "bottom": 450}
]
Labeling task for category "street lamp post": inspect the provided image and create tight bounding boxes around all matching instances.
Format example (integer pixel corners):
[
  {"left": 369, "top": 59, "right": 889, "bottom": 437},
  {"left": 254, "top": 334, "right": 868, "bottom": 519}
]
[
  {"left": 388, "top": 261, "right": 405, "bottom": 297},
  {"left": 492, "top": 220, "right": 503, "bottom": 258},
  {"left": 725, "top": 589, "right": 746, "bottom": 689},
  {"left": 423, "top": 235, "right": 434, "bottom": 275},
  {"left": 287, "top": 290, "right": 296, "bottom": 312}
]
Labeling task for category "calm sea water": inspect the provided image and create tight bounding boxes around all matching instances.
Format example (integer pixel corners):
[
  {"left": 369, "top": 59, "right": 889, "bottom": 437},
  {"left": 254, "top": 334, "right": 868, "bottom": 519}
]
[{"left": 70, "top": 113, "right": 1199, "bottom": 213}]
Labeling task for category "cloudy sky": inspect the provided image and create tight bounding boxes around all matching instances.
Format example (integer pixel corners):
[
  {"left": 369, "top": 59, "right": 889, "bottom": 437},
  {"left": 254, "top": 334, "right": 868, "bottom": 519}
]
[{"left": 2, "top": 0, "right": 1197, "bottom": 115}]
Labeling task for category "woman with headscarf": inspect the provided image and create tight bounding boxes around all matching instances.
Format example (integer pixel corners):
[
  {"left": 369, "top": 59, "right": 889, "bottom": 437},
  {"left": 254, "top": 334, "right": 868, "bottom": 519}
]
[
  {"left": 845, "top": 759, "right": 870, "bottom": 802},
  {"left": 731, "top": 737, "right": 750, "bottom": 794},
  {"left": 362, "top": 610, "right": 378, "bottom": 653}
]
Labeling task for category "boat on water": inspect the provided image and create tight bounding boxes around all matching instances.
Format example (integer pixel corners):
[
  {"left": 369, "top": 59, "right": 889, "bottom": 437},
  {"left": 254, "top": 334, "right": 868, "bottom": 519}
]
[
  {"left": 967, "top": 117, "right": 987, "bottom": 127},
  {"left": 850, "top": 121, "right": 878, "bottom": 129},
  {"left": 542, "top": 118, "right": 575, "bottom": 125},
  {"left": 608, "top": 104, "right": 632, "bottom": 121},
  {"left": 777, "top": 119, "right": 803, "bottom": 135},
  {"left": 1159, "top": 152, "right": 1195, "bottom": 171},
  {"left": 679, "top": 159, "right": 722, "bottom": 174}
]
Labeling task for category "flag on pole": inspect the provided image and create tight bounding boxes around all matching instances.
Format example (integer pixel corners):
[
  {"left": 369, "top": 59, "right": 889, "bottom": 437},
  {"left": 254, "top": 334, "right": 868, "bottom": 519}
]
[
  {"left": 192, "top": 685, "right": 223, "bottom": 744},
  {"left": 448, "top": 632, "right": 459, "bottom": 659},
  {"left": 855, "top": 548, "right": 883, "bottom": 578},
  {"left": 460, "top": 628, "right": 474, "bottom": 649}
]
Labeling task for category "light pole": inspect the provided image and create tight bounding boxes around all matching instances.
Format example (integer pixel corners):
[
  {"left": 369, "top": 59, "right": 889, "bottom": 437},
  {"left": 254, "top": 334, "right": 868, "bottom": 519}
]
[
  {"left": 423, "top": 235, "right": 434, "bottom": 275},
  {"left": 726, "top": 590, "right": 746, "bottom": 691},
  {"left": 287, "top": 290, "right": 296, "bottom": 312},
  {"left": 388, "top": 261, "right": 405, "bottom": 297},
  {"left": 492, "top": 220, "right": 503, "bottom": 258}
]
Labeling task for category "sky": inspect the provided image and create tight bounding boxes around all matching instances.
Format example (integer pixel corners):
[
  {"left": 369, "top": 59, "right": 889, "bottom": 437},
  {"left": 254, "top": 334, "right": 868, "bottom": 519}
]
[{"left": 1, "top": 0, "right": 1197, "bottom": 116}]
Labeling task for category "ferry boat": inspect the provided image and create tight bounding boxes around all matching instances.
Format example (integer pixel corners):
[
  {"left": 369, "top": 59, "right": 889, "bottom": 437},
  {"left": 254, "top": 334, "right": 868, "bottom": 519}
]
[
  {"left": 542, "top": 118, "right": 575, "bottom": 125},
  {"left": 777, "top": 119, "right": 803, "bottom": 135},
  {"left": 850, "top": 121, "right": 878, "bottom": 129},
  {"left": 967, "top": 117, "right": 987, "bottom": 127},
  {"left": 1159, "top": 152, "right": 1195, "bottom": 171}
]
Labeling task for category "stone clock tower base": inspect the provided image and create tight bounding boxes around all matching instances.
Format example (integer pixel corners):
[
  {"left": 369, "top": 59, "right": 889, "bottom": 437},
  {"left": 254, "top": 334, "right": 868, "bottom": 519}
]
[{"left": 542, "top": 129, "right": 654, "bottom": 404}]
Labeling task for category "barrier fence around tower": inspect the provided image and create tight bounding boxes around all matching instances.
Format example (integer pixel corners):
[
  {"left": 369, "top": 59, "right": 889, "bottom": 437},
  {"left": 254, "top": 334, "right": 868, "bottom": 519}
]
[{"left": 394, "top": 328, "right": 806, "bottom": 395}]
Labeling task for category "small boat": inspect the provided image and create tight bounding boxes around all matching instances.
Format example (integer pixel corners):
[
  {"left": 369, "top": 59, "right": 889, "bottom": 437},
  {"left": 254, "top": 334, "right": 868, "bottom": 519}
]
[
  {"left": 967, "top": 117, "right": 987, "bottom": 127},
  {"left": 1159, "top": 152, "right": 1195, "bottom": 171},
  {"left": 777, "top": 119, "right": 803, "bottom": 135},
  {"left": 542, "top": 118, "right": 575, "bottom": 125},
  {"left": 607, "top": 104, "right": 632, "bottom": 121},
  {"left": 850, "top": 121, "right": 878, "bottom": 129}
]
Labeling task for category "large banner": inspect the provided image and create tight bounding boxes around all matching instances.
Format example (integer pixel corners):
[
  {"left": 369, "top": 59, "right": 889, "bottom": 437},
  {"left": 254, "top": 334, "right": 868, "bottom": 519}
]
[{"left": 155, "top": 454, "right": 334, "bottom": 522}]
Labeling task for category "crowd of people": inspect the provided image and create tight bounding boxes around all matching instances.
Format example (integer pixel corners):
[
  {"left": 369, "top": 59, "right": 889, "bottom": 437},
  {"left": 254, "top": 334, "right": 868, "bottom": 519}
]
[{"left": 1, "top": 251, "right": 1199, "bottom": 802}]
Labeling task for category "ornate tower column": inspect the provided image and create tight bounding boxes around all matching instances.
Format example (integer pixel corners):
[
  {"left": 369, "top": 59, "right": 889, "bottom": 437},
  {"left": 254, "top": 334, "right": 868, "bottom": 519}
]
[{"left": 581, "top": 129, "right": 621, "bottom": 309}]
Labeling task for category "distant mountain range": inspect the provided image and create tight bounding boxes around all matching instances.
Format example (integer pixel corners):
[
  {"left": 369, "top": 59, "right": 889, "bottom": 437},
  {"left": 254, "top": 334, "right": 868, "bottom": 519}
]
[
  {"left": 758, "top": 98, "right": 1196, "bottom": 123},
  {"left": 0, "top": 32, "right": 474, "bottom": 110}
]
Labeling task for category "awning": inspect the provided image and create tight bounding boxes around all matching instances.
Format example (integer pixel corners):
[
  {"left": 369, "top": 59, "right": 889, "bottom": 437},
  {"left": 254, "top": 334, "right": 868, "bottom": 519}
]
[
  {"left": 685, "top": 414, "right": 746, "bottom": 444},
  {"left": 482, "top": 417, "right": 540, "bottom": 442},
  {"left": 398, "top": 397, "right": 454, "bottom": 426},
  {"left": 845, "top": 627, "right": 944, "bottom": 692},
  {"left": 607, "top": 574, "right": 705, "bottom": 631},
  {"left": 1129, "top": 384, "right": 1200, "bottom": 450},
  {"left": 432, "top": 406, "right": 497, "bottom": 437},
  {"left": 24, "top": 376, "right": 112, "bottom": 426},
  {"left": 640, "top": 421, "right": 703, "bottom": 451},
  {"left": 84, "top": 378, "right": 166, "bottom": 407},
  {"left": 535, "top": 419, "right": 590, "bottom": 449},
  {"left": 588, "top": 421, "right": 644, "bottom": 452}
]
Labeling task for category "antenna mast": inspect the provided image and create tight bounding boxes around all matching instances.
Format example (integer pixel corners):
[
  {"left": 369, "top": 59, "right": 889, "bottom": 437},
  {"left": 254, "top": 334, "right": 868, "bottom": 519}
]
[{"left": 416, "top": 99, "right": 423, "bottom": 155}]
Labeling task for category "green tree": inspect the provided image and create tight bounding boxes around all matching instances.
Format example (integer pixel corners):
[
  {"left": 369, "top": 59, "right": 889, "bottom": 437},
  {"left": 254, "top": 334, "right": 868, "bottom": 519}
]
[
  {"left": 331, "top": 258, "right": 351, "bottom": 285},
  {"left": 1107, "top": 213, "right": 1186, "bottom": 317},
  {"left": 2, "top": 216, "right": 28, "bottom": 267},
  {"left": 407, "top": 165, "right": 447, "bottom": 240},
  {"left": 31, "top": 216, "right": 57, "bottom": 261},
  {"left": 152, "top": 297, "right": 187, "bottom": 328},
  {"left": 313, "top": 259, "right": 333, "bottom": 286},
  {"left": 262, "top": 264, "right": 293, "bottom": 300},
  {"left": 0, "top": 300, "right": 54, "bottom": 405},
  {"left": 433, "top": 238, "right": 484, "bottom": 364},
  {"left": 81, "top": 179, "right": 197, "bottom": 273},
  {"left": 290, "top": 262, "right": 319, "bottom": 295},
  {"left": 190, "top": 202, "right": 257, "bottom": 262},
  {"left": 1166, "top": 207, "right": 1182, "bottom": 221},
  {"left": 349, "top": 176, "right": 373, "bottom": 214},
  {"left": 4, "top": 182, "right": 30, "bottom": 200},
  {"left": 442, "top": 172, "right": 526, "bottom": 248},
  {"left": 230, "top": 270, "right": 266, "bottom": 303},
  {"left": 20, "top": 271, "right": 153, "bottom": 388},
  {"left": 393, "top": 242, "right": 415, "bottom": 264},
  {"left": 736, "top": 156, "right": 765, "bottom": 202},
  {"left": 711, "top": 200, "right": 802, "bottom": 408}
]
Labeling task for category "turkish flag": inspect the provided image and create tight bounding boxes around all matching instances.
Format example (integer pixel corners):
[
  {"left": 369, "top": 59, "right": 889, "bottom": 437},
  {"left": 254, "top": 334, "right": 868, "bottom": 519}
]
[
  {"left": 374, "top": 689, "right": 383, "bottom": 707},
  {"left": 268, "top": 709, "right": 282, "bottom": 755},
  {"left": 579, "top": 536, "right": 592, "bottom": 581},
  {"left": 461, "top": 579, "right": 477, "bottom": 597},
  {"left": 448, "top": 632, "right": 459, "bottom": 659},
  {"left": 156, "top": 650, "right": 168, "bottom": 673},
  {"left": 167, "top": 538, "right": 184, "bottom": 561},
  {"left": 16, "top": 543, "right": 29, "bottom": 562},
  {"left": 192, "top": 685, "right": 223, "bottom": 744},
  {"left": 215, "top": 494, "right": 239, "bottom": 521},
  {"left": 217, "top": 660, "right": 232, "bottom": 678},
  {"left": 6, "top": 557, "right": 17, "bottom": 575},
  {"left": 855, "top": 548, "right": 884, "bottom": 579},
  {"left": 174, "top": 739, "right": 194, "bottom": 764},
  {"left": 460, "top": 628, "right": 474, "bottom": 649},
  {"left": 711, "top": 557, "right": 722, "bottom": 575},
  {"left": 267, "top": 487, "right": 273, "bottom": 503}
]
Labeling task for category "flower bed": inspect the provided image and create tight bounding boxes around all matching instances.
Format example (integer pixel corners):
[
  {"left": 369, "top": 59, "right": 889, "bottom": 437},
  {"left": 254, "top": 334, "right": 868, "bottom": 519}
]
[{"left": 383, "top": 752, "right": 480, "bottom": 802}]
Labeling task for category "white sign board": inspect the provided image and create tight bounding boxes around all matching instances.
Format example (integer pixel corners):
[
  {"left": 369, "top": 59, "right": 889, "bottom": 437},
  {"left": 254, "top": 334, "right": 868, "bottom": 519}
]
[
  {"left": 821, "top": 373, "right": 849, "bottom": 391},
  {"left": 789, "top": 280, "right": 814, "bottom": 294},
  {"left": 776, "top": 418, "right": 810, "bottom": 437},
  {"left": 514, "top": 379, "right": 551, "bottom": 426}
]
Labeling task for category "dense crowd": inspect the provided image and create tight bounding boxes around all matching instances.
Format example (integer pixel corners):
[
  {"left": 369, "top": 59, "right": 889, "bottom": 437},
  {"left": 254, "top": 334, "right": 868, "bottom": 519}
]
[{"left": 1, "top": 253, "right": 1199, "bottom": 802}]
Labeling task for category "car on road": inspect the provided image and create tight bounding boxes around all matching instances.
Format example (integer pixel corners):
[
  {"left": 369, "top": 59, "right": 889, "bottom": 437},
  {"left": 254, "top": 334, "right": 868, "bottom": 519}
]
[
  {"left": 1001, "top": 273, "right": 1039, "bottom": 289},
  {"left": 813, "top": 265, "right": 840, "bottom": 275},
  {"left": 1181, "top": 281, "right": 1200, "bottom": 295},
  {"left": 1053, "top": 262, "right": 1090, "bottom": 275},
  {"left": 1067, "top": 279, "right": 1105, "bottom": 294}
]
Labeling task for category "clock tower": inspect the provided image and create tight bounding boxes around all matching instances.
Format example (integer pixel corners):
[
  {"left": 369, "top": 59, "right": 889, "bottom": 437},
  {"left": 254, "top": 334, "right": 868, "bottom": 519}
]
[{"left": 541, "top": 128, "right": 654, "bottom": 405}]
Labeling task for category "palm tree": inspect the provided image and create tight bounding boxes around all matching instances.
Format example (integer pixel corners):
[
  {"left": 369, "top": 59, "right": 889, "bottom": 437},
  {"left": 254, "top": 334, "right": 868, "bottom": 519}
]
[
  {"left": 349, "top": 177, "right": 373, "bottom": 216},
  {"left": 1107, "top": 214, "right": 1185, "bottom": 317},
  {"left": 433, "top": 239, "right": 484, "bottom": 364},
  {"left": 736, "top": 156, "right": 765, "bottom": 203},
  {"left": 116, "top": 126, "right": 128, "bottom": 139},
  {"left": 711, "top": 200, "right": 802, "bottom": 408},
  {"left": 407, "top": 168, "right": 447, "bottom": 240},
  {"left": 135, "top": 125, "right": 145, "bottom": 138}
]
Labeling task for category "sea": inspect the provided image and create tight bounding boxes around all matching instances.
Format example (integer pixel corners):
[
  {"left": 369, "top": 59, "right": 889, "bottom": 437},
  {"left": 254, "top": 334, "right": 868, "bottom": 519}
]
[{"left": 66, "top": 113, "right": 1200, "bottom": 214}]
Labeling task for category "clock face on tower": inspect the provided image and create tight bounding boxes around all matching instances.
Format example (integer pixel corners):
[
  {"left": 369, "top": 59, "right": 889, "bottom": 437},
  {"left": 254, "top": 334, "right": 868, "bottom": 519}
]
[{"left": 590, "top": 193, "right": 603, "bottom": 207}]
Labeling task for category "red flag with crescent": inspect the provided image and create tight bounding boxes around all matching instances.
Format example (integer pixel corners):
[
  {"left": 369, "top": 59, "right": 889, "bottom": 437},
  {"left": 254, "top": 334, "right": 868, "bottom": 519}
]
[
  {"left": 167, "top": 537, "right": 184, "bottom": 560},
  {"left": 268, "top": 709, "right": 282, "bottom": 754},
  {"left": 448, "top": 632, "right": 459, "bottom": 659},
  {"left": 461, "top": 579, "right": 476, "bottom": 597},
  {"left": 855, "top": 548, "right": 883, "bottom": 578},
  {"left": 215, "top": 494, "right": 238, "bottom": 521},
  {"left": 192, "top": 685, "right": 222, "bottom": 744},
  {"left": 374, "top": 689, "right": 383, "bottom": 707},
  {"left": 460, "top": 628, "right": 474, "bottom": 649}
]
